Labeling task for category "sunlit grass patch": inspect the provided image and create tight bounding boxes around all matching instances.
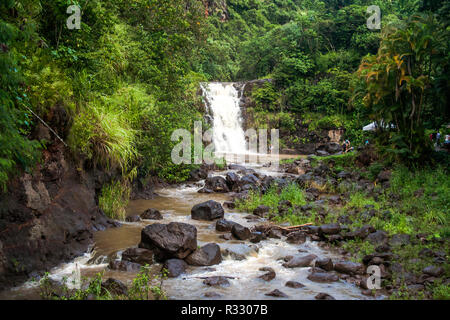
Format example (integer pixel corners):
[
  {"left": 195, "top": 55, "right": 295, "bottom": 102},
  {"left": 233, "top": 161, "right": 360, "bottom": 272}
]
[{"left": 236, "top": 182, "right": 307, "bottom": 215}]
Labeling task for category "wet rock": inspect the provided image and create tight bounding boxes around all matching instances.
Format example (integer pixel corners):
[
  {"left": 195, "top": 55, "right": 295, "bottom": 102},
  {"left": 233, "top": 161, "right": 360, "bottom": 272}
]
[
  {"left": 366, "top": 230, "right": 388, "bottom": 245},
  {"left": 315, "top": 258, "right": 333, "bottom": 271},
  {"left": 283, "top": 254, "right": 317, "bottom": 268},
  {"left": 286, "top": 231, "right": 307, "bottom": 244},
  {"left": 164, "top": 259, "right": 188, "bottom": 278},
  {"left": 198, "top": 187, "right": 213, "bottom": 193},
  {"left": 307, "top": 272, "right": 339, "bottom": 283},
  {"left": 223, "top": 201, "right": 235, "bottom": 209},
  {"left": 244, "top": 215, "right": 262, "bottom": 222},
  {"left": 216, "top": 219, "right": 239, "bottom": 232},
  {"left": 109, "top": 260, "right": 141, "bottom": 272},
  {"left": 189, "top": 167, "right": 208, "bottom": 181},
  {"left": 139, "top": 222, "right": 197, "bottom": 260},
  {"left": 223, "top": 244, "right": 257, "bottom": 260},
  {"left": 285, "top": 281, "right": 305, "bottom": 288},
  {"left": 205, "top": 176, "right": 230, "bottom": 193},
  {"left": 319, "top": 223, "right": 341, "bottom": 236},
  {"left": 422, "top": 266, "right": 444, "bottom": 277},
  {"left": 126, "top": 215, "right": 141, "bottom": 222},
  {"left": 250, "top": 232, "right": 264, "bottom": 243},
  {"left": 304, "top": 225, "right": 320, "bottom": 235},
  {"left": 219, "top": 233, "right": 233, "bottom": 241},
  {"left": 253, "top": 205, "right": 270, "bottom": 217},
  {"left": 326, "top": 234, "right": 344, "bottom": 243},
  {"left": 204, "top": 292, "right": 222, "bottom": 298},
  {"left": 231, "top": 224, "right": 251, "bottom": 240},
  {"left": 191, "top": 200, "right": 224, "bottom": 221},
  {"left": 101, "top": 278, "right": 128, "bottom": 296},
  {"left": 140, "top": 208, "right": 163, "bottom": 220},
  {"left": 315, "top": 293, "right": 335, "bottom": 300},
  {"left": 265, "top": 289, "right": 288, "bottom": 298},
  {"left": 203, "top": 276, "right": 231, "bottom": 287},
  {"left": 258, "top": 267, "right": 276, "bottom": 281},
  {"left": 334, "top": 261, "right": 365, "bottom": 275},
  {"left": 267, "top": 229, "right": 283, "bottom": 239},
  {"left": 185, "top": 243, "right": 222, "bottom": 266},
  {"left": 121, "top": 247, "right": 154, "bottom": 265},
  {"left": 225, "top": 172, "right": 240, "bottom": 189}
]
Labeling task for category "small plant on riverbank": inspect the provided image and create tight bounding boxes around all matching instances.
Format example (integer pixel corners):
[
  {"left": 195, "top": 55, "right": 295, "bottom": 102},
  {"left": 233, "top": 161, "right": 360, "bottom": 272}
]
[{"left": 39, "top": 266, "right": 168, "bottom": 300}]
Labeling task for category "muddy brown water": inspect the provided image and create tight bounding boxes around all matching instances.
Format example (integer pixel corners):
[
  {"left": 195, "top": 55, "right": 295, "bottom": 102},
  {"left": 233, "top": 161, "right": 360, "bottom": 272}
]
[{"left": 0, "top": 156, "right": 374, "bottom": 300}]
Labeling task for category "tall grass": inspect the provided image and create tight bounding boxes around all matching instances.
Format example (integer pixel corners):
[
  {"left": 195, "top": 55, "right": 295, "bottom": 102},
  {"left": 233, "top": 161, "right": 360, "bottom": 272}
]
[
  {"left": 98, "top": 180, "right": 130, "bottom": 221},
  {"left": 69, "top": 101, "right": 138, "bottom": 173}
]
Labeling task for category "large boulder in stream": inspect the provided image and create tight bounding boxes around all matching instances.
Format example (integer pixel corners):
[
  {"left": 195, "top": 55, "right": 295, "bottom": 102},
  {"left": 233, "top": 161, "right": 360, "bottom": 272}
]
[
  {"left": 205, "top": 176, "right": 230, "bottom": 193},
  {"left": 231, "top": 224, "right": 252, "bottom": 240},
  {"left": 185, "top": 243, "right": 222, "bottom": 266},
  {"left": 191, "top": 200, "right": 224, "bottom": 221},
  {"left": 139, "top": 222, "right": 197, "bottom": 260},
  {"left": 216, "top": 219, "right": 239, "bottom": 232},
  {"left": 282, "top": 254, "right": 317, "bottom": 268}
]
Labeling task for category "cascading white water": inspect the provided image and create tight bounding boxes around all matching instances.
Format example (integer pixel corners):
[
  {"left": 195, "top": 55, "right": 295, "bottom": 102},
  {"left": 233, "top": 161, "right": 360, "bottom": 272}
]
[{"left": 201, "top": 83, "right": 247, "bottom": 155}]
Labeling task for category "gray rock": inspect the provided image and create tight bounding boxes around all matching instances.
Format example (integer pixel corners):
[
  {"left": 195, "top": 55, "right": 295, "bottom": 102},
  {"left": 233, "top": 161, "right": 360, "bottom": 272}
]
[
  {"left": 101, "top": 278, "right": 128, "bottom": 296},
  {"left": 334, "top": 261, "right": 365, "bottom": 275},
  {"left": 231, "top": 224, "right": 251, "bottom": 240},
  {"left": 223, "top": 244, "right": 257, "bottom": 260},
  {"left": 283, "top": 254, "right": 317, "bottom": 268},
  {"left": 191, "top": 200, "right": 224, "bottom": 221},
  {"left": 315, "top": 293, "right": 335, "bottom": 300},
  {"left": 164, "top": 259, "right": 188, "bottom": 278},
  {"left": 140, "top": 208, "right": 163, "bottom": 220},
  {"left": 366, "top": 230, "right": 389, "bottom": 245},
  {"left": 121, "top": 247, "right": 154, "bottom": 265},
  {"left": 319, "top": 223, "right": 341, "bottom": 235},
  {"left": 125, "top": 215, "right": 141, "bottom": 222},
  {"left": 315, "top": 258, "right": 333, "bottom": 271},
  {"left": 253, "top": 205, "right": 270, "bottom": 217},
  {"left": 285, "top": 281, "right": 305, "bottom": 288},
  {"left": 109, "top": 260, "right": 141, "bottom": 272},
  {"left": 286, "top": 231, "right": 307, "bottom": 244},
  {"left": 390, "top": 234, "right": 411, "bottom": 246},
  {"left": 307, "top": 272, "right": 339, "bottom": 283},
  {"left": 265, "top": 289, "right": 288, "bottom": 298},
  {"left": 185, "top": 243, "right": 222, "bottom": 266},
  {"left": 139, "top": 222, "right": 197, "bottom": 260},
  {"left": 258, "top": 267, "right": 276, "bottom": 281},
  {"left": 216, "top": 219, "right": 239, "bottom": 232},
  {"left": 203, "top": 276, "right": 231, "bottom": 287},
  {"left": 423, "top": 266, "right": 444, "bottom": 277}
]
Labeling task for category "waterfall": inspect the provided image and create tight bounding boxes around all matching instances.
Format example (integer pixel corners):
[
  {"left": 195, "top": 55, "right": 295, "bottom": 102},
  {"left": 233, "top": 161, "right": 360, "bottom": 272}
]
[{"left": 201, "top": 82, "right": 247, "bottom": 155}]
